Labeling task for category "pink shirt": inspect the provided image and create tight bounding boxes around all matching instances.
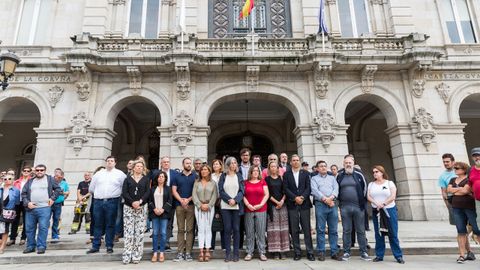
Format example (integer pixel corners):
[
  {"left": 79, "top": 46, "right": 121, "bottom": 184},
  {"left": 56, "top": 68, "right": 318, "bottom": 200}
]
[
  {"left": 244, "top": 180, "right": 268, "bottom": 213},
  {"left": 469, "top": 166, "right": 480, "bottom": 201},
  {"left": 262, "top": 167, "right": 286, "bottom": 180}
]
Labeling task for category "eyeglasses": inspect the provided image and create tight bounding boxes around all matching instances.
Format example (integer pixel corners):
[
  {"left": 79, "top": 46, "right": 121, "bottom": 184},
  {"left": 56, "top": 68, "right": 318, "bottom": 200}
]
[
  {"left": 6, "top": 178, "right": 13, "bottom": 181},
  {"left": 23, "top": 170, "right": 31, "bottom": 173},
  {"left": 35, "top": 169, "right": 45, "bottom": 172},
  {"left": 454, "top": 167, "right": 463, "bottom": 170}
]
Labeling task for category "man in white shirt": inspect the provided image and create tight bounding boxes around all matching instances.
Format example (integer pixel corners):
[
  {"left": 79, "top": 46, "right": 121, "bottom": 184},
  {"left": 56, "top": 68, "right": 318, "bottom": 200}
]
[{"left": 87, "top": 156, "right": 126, "bottom": 254}]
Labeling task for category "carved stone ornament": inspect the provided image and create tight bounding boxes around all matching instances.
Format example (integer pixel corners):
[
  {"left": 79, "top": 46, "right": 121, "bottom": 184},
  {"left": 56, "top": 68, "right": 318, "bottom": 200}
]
[
  {"left": 326, "top": 0, "right": 336, "bottom": 5},
  {"left": 175, "top": 65, "right": 191, "bottom": 100},
  {"left": 246, "top": 66, "right": 260, "bottom": 92},
  {"left": 314, "top": 63, "right": 331, "bottom": 99},
  {"left": 172, "top": 110, "right": 193, "bottom": 154},
  {"left": 313, "top": 109, "right": 336, "bottom": 152},
  {"left": 412, "top": 107, "right": 436, "bottom": 151},
  {"left": 126, "top": 66, "right": 142, "bottom": 95},
  {"left": 370, "top": 0, "right": 388, "bottom": 4},
  {"left": 435, "top": 82, "right": 450, "bottom": 104},
  {"left": 411, "top": 63, "right": 431, "bottom": 98},
  {"left": 361, "top": 65, "right": 378, "bottom": 94},
  {"left": 48, "top": 85, "right": 64, "bottom": 108},
  {"left": 71, "top": 65, "right": 92, "bottom": 101},
  {"left": 67, "top": 112, "right": 92, "bottom": 156}
]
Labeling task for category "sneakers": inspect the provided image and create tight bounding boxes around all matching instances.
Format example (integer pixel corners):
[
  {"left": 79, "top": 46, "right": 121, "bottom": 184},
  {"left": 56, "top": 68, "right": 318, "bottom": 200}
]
[
  {"left": 185, "top": 253, "right": 193, "bottom": 262},
  {"left": 373, "top": 257, "right": 383, "bottom": 262},
  {"left": 360, "top": 252, "right": 372, "bottom": 261},
  {"left": 396, "top": 257, "right": 405, "bottom": 264},
  {"left": 457, "top": 256, "right": 465, "bottom": 264},
  {"left": 466, "top": 251, "right": 476, "bottom": 261},
  {"left": 342, "top": 252, "right": 351, "bottom": 261},
  {"left": 173, "top": 253, "right": 185, "bottom": 262}
]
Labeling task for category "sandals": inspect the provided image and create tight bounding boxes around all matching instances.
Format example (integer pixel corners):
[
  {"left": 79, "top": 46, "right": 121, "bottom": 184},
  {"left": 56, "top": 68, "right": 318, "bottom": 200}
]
[
  {"left": 198, "top": 248, "right": 205, "bottom": 262},
  {"left": 204, "top": 250, "right": 211, "bottom": 262},
  {"left": 457, "top": 256, "right": 465, "bottom": 264}
]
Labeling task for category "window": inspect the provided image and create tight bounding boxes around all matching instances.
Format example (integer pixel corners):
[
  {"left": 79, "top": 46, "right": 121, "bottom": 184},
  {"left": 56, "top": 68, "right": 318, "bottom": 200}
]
[
  {"left": 15, "top": 0, "right": 53, "bottom": 45},
  {"left": 441, "top": 0, "right": 477, "bottom": 43},
  {"left": 127, "top": 0, "right": 161, "bottom": 38},
  {"left": 209, "top": 0, "right": 292, "bottom": 38},
  {"left": 233, "top": 0, "right": 267, "bottom": 34},
  {"left": 337, "top": 0, "right": 371, "bottom": 38}
]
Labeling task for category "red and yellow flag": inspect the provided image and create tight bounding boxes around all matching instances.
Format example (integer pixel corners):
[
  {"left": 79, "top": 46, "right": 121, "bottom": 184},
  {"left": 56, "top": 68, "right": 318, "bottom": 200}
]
[{"left": 239, "top": 0, "right": 254, "bottom": 19}]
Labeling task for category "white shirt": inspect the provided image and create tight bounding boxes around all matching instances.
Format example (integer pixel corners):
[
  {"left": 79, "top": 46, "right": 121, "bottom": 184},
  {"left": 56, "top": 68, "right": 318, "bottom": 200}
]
[
  {"left": 221, "top": 174, "right": 239, "bottom": 210},
  {"left": 293, "top": 169, "right": 300, "bottom": 188},
  {"left": 368, "top": 180, "right": 396, "bottom": 209},
  {"left": 89, "top": 168, "right": 126, "bottom": 199}
]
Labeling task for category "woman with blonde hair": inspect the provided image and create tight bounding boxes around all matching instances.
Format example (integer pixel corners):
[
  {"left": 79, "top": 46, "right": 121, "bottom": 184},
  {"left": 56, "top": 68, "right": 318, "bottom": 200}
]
[{"left": 121, "top": 160, "right": 150, "bottom": 264}]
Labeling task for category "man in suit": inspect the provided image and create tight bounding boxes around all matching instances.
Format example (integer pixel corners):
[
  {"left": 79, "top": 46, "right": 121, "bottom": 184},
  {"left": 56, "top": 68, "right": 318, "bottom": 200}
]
[
  {"left": 279, "top": 153, "right": 292, "bottom": 172},
  {"left": 283, "top": 154, "right": 314, "bottom": 261}
]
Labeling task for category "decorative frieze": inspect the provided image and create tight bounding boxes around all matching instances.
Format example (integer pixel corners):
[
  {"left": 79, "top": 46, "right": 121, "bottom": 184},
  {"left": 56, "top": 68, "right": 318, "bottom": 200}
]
[
  {"left": 126, "top": 66, "right": 142, "bottom": 95},
  {"left": 361, "top": 65, "right": 377, "bottom": 94},
  {"left": 47, "top": 85, "right": 64, "bottom": 108},
  {"left": 411, "top": 63, "right": 431, "bottom": 98},
  {"left": 109, "top": 0, "right": 126, "bottom": 5},
  {"left": 412, "top": 107, "right": 436, "bottom": 151},
  {"left": 435, "top": 82, "right": 451, "bottom": 104},
  {"left": 313, "top": 109, "right": 336, "bottom": 152},
  {"left": 175, "top": 65, "right": 191, "bottom": 100},
  {"left": 172, "top": 110, "right": 193, "bottom": 154},
  {"left": 67, "top": 112, "right": 91, "bottom": 156},
  {"left": 313, "top": 63, "right": 331, "bottom": 99},
  {"left": 326, "top": 0, "right": 336, "bottom": 5},
  {"left": 370, "top": 0, "right": 388, "bottom": 4},
  {"left": 246, "top": 66, "right": 260, "bottom": 92}
]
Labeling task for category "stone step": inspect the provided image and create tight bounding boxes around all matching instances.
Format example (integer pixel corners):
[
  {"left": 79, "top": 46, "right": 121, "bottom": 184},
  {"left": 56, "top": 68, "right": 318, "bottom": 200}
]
[{"left": 0, "top": 246, "right": 467, "bottom": 265}]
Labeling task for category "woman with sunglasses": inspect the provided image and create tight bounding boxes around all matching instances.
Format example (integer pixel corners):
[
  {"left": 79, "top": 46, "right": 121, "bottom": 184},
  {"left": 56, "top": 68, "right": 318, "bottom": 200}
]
[
  {"left": 367, "top": 165, "right": 404, "bottom": 264},
  {"left": 0, "top": 175, "right": 21, "bottom": 253},
  {"left": 447, "top": 161, "right": 480, "bottom": 263},
  {"left": 9, "top": 166, "right": 32, "bottom": 246}
]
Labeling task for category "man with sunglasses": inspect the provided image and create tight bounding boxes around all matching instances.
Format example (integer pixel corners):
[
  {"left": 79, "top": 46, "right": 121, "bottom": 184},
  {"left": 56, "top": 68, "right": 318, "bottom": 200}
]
[
  {"left": 21, "top": 164, "right": 61, "bottom": 254},
  {"left": 9, "top": 166, "right": 33, "bottom": 246}
]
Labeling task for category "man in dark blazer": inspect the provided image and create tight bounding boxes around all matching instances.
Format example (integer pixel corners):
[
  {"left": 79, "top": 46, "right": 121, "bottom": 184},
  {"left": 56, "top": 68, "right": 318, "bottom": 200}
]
[{"left": 283, "top": 154, "right": 314, "bottom": 261}]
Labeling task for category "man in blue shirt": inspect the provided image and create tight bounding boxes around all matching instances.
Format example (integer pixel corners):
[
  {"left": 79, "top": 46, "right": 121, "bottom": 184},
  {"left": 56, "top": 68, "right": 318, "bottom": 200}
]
[
  {"left": 438, "top": 153, "right": 457, "bottom": 225},
  {"left": 171, "top": 158, "right": 197, "bottom": 262},
  {"left": 311, "top": 160, "right": 341, "bottom": 261},
  {"left": 51, "top": 168, "right": 70, "bottom": 243}
]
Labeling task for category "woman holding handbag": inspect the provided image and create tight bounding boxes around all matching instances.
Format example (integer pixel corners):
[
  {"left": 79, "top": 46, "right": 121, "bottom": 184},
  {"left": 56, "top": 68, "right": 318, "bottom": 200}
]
[
  {"left": 0, "top": 175, "right": 21, "bottom": 253},
  {"left": 149, "top": 171, "right": 172, "bottom": 263}
]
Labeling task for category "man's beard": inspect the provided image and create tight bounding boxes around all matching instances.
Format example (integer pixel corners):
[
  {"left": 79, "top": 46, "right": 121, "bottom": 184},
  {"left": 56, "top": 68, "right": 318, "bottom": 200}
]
[{"left": 345, "top": 167, "right": 354, "bottom": 174}]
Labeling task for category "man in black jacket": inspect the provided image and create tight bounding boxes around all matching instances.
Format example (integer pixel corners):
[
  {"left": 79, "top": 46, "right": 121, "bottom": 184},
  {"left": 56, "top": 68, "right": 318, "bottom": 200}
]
[
  {"left": 283, "top": 154, "right": 314, "bottom": 261},
  {"left": 337, "top": 156, "right": 371, "bottom": 261}
]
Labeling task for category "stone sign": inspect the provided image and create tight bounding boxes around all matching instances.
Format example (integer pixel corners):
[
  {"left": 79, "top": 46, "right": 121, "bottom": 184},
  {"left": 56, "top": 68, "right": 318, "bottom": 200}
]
[{"left": 10, "top": 75, "right": 72, "bottom": 83}]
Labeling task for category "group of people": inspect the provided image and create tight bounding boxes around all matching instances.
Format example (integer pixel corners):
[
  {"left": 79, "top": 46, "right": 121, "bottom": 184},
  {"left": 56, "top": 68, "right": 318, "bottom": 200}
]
[
  {"left": 1, "top": 146, "right": 479, "bottom": 265},
  {"left": 438, "top": 148, "right": 480, "bottom": 263},
  {"left": 0, "top": 166, "right": 69, "bottom": 254}
]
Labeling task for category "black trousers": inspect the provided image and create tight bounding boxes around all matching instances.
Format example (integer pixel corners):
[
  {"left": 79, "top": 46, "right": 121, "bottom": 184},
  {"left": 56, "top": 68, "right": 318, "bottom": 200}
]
[
  {"left": 288, "top": 207, "right": 313, "bottom": 255},
  {"left": 9, "top": 204, "right": 26, "bottom": 241}
]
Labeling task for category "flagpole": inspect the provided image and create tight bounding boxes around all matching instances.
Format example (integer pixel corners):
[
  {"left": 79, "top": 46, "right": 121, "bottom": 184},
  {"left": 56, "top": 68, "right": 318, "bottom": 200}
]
[
  {"left": 322, "top": 31, "right": 325, "bottom": 53},
  {"left": 251, "top": 7, "right": 255, "bottom": 56},
  {"left": 180, "top": 0, "right": 186, "bottom": 53},
  {"left": 181, "top": 31, "right": 184, "bottom": 53}
]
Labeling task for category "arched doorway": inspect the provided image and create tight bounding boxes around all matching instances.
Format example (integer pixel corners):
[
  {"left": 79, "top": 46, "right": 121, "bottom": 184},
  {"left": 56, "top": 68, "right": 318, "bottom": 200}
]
[
  {"left": 208, "top": 99, "right": 297, "bottom": 166},
  {"left": 111, "top": 100, "right": 161, "bottom": 171},
  {"left": 345, "top": 100, "right": 395, "bottom": 183},
  {"left": 0, "top": 97, "right": 41, "bottom": 176},
  {"left": 459, "top": 93, "right": 480, "bottom": 157}
]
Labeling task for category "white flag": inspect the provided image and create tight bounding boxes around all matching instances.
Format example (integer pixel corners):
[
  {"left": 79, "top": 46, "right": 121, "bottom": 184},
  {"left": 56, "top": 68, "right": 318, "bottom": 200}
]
[{"left": 179, "top": 0, "right": 186, "bottom": 33}]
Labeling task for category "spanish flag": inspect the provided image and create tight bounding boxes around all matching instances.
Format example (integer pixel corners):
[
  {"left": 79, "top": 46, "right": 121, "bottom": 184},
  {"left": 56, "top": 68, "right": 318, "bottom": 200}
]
[{"left": 240, "top": 0, "right": 254, "bottom": 19}]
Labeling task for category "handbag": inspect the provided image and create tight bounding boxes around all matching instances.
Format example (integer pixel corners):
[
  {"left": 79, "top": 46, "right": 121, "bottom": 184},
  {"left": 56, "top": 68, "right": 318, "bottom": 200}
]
[{"left": 2, "top": 209, "right": 16, "bottom": 223}]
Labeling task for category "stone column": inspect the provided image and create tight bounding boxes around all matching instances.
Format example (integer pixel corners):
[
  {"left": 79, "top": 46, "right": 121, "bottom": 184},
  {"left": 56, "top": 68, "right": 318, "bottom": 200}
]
[
  {"left": 326, "top": 0, "right": 341, "bottom": 37},
  {"left": 159, "top": 0, "right": 171, "bottom": 37},
  {"left": 293, "top": 125, "right": 315, "bottom": 163},
  {"left": 108, "top": 0, "right": 127, "bottom": 38},
  {"left": 370, "top": 0, "right": 387, "bottom": 37}
]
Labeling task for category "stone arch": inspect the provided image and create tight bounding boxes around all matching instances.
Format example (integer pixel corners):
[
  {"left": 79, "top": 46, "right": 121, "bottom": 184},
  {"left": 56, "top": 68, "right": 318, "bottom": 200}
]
[
  {"left": 94, "top": 87, "right": 172, "bottom": 129},
  {"left": 195, "top": 82, "right": 310, "bottom": 126},
  {"left": 334, "top": 84, "right": 409, "bottom": 128},
  {"left": 447, "top": 82, "right": 480, "bottom": 123},
  {"left": 0, "top": 86, "right": 51, "bottom": 127},
  {"left": 208, "top": 122, "right": 285, "bottom": 157}
]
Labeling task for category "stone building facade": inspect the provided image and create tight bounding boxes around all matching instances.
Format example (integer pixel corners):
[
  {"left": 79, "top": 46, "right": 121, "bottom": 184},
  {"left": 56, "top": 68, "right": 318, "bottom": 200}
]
[{"left": 0, "top": 0, "right": 479, "bottom": 221}]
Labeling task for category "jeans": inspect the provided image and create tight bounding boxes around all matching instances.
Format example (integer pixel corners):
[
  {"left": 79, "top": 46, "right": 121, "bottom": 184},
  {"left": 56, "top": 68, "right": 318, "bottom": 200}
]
[
  {"left": 372, "top": 207, "right": 403, "bottom": 259},
  {"left": 452, "top": 207, "right": 480, "bottom": 235},
  {"left": 51, "top": 203, "right": 63, "bottom": 239},
  {"left": 341, "top": 204, "right": 368, "bottom": 254},
  {"left": 115, "top": 201, "right": 124, "bottom": 237},
  {"left": 92, "top": 198, "right": 119, "bottom": 250},
  {"left": 221, "top": 209, "right": 241, "bottom": 257},
  {"left": 152, "top": 217, "right": 168, "bottom": 253},
  {"left": 25, "top": 207, "right": 51, "bottom": 250},
  {"left": 476, "top": 200, "right": 480, "bottom": 229},
  {"left": 314, "top": 201, "right": 339, "bottom": 255}
]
